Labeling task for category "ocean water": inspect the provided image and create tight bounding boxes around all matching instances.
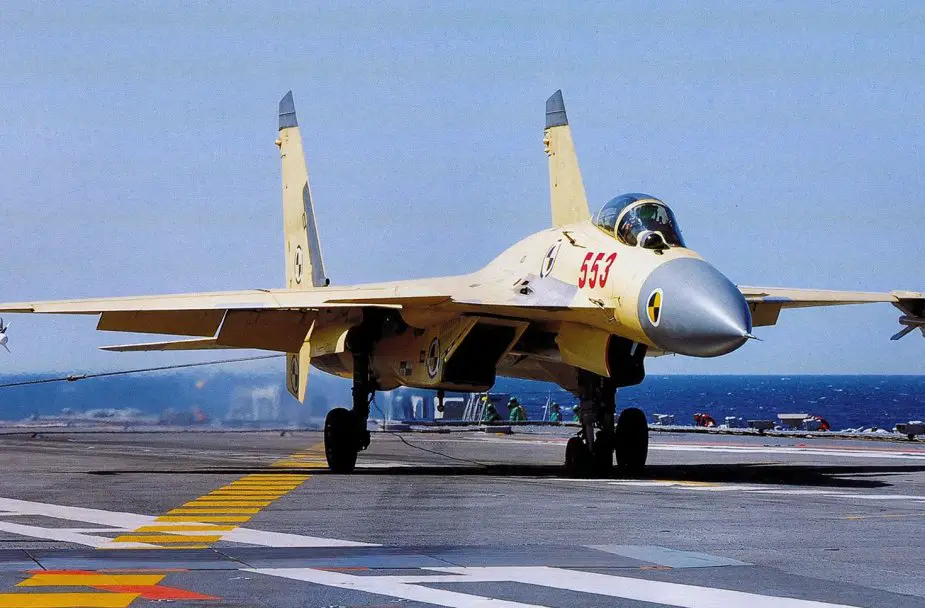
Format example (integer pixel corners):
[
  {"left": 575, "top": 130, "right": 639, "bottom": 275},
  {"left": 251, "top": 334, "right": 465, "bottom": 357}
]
[{"left": 0, "top": 372, "right": 923, "bottom": 430}]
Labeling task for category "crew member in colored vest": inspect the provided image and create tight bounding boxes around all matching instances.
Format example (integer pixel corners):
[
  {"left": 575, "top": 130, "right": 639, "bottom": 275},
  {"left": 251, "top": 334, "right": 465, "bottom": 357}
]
[{"left": 508, "top": 397, "right": 527, "bottom": 422}]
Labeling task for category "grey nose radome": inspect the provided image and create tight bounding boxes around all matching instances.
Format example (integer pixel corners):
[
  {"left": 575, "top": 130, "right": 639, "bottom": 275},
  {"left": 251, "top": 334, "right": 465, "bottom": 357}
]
[{"left": 638, "top": 258, "right": 752, "bottom": 357}]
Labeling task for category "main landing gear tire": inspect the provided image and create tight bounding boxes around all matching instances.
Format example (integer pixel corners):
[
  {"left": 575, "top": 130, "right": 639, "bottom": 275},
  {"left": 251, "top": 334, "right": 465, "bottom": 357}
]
[
  {"left": 324, "top": 407, "right": 359, "bottom": 474},
  {"left": 564, "top": 436, "right": 589, "bottom": 478},
  {"left": 615, "top": 407, "right": 648, "bottom": 475},
  {"left": 592, "top": 430, "right": 615, "bottom": 477}
]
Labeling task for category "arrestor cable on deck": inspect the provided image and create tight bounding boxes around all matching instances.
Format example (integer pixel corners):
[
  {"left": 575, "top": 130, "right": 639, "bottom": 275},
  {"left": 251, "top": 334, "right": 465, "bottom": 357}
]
[{"left": 0, "top": 354, "right": 285, "bottom": 389}]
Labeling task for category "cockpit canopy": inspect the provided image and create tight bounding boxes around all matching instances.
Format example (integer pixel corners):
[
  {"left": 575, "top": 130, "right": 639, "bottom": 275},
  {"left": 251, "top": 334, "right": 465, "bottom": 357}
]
[{"left": 595, "top": 193, "right": 686, "bottom": 249}]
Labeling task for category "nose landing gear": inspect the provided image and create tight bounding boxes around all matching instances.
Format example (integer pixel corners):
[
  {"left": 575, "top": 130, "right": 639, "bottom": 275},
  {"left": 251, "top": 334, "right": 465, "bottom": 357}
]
[{"left": 564, "top": 370, "right": 648, "bottom": 478}]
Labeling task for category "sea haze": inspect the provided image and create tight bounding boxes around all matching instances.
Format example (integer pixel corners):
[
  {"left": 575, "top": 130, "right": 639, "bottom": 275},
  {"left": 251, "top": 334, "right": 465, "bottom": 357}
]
[{"left": 0, "top": 372, "right": 922, "bottom": 431}]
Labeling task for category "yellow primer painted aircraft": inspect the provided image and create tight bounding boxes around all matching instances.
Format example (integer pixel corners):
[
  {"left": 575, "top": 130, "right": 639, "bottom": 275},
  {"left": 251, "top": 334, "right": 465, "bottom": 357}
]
[{"left": 2, "top": 91, "right": 924, "bottom": 476}]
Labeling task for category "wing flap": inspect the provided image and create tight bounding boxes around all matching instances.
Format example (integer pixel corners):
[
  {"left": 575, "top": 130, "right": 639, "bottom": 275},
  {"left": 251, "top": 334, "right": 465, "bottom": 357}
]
[
  {"left": 216, "top": 310, "right": 316, "bottom": 352},
  {"left": 97, "top": 310, "right": 225, "bottom": 337}
]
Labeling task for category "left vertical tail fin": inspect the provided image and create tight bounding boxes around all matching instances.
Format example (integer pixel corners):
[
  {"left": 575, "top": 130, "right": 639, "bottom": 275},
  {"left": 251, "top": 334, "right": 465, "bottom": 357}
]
[
  {"left": 276, "top": 91, "right": 326, "bottom": 402},
  {"left": 277, "top": 91, "right": 328, "bottom": 289},
  {"left": 544, "top": 90, "right": 591, "bottom": 228}
]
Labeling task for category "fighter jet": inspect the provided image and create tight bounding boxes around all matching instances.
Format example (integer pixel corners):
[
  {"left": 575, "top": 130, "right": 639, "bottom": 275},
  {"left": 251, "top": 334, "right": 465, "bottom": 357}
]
[{"left": 2, "top": 91, "right": 922, "bottom": 476}]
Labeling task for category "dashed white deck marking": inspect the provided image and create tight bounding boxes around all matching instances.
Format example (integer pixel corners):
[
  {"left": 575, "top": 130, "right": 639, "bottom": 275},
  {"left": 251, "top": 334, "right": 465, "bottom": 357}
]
[{"left": 250, "top": 566, "right": 863, "bottom": 608}]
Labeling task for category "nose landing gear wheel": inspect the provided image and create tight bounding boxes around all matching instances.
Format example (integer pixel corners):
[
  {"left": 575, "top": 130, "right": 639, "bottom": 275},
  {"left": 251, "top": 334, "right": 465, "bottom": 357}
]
[
  {"left": 325, "top": 407, "right": 359, "bottom": 473},
  {"left": 615, "top": 407, "right": 648, "bottom": 475}
]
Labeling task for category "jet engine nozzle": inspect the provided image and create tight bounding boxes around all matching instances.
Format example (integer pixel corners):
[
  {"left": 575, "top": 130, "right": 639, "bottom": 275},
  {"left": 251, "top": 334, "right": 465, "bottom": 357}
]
[{"left": 638, "top": 258, "right": 752, "bottom": 357}]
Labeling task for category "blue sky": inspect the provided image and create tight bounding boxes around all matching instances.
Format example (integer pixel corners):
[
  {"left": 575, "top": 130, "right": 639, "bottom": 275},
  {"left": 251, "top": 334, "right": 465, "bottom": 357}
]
[{"left": 0, "top": 1, "right": 923, "bottom": 375}]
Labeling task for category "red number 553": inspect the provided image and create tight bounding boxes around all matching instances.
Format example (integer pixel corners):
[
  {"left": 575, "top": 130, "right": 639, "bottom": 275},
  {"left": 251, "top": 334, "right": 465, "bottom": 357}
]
[{"left": 578, "top": 252, "right": 617, "bottom": 288}]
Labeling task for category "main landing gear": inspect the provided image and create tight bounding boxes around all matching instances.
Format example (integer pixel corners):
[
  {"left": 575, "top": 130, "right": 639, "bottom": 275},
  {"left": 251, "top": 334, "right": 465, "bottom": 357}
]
[
  {"left": 564, "top": 370, "right": 648, "bottom": 478},
  {"left": 325, "top": 347, "right": 375, "bottom": 474}
]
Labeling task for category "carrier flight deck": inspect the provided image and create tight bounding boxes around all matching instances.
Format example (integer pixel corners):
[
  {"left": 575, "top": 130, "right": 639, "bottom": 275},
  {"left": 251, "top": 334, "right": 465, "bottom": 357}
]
[{"left": 0, "top": 427, "right": 921, "bottom": 607}]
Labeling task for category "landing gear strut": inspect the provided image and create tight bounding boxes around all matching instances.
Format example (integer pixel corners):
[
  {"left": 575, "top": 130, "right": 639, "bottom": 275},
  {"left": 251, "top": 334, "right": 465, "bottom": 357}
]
[
  {"left": 564, "top": 370, "right": 648, "bottom": 478},
  {"left": 325, "top": 341, "right": 376, "bottom": 474}
]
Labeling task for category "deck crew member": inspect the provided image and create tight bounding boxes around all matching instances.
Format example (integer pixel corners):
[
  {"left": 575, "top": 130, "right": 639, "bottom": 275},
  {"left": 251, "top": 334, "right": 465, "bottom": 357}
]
[
  {"left": 508, "top": 397, "right": 527, "bottom": 422},
  {"left": 548, "top": 402, "right": 562, "bottom": 423},
  {"left": 481, "top": 397, "right": 501, "bottom": 423}
]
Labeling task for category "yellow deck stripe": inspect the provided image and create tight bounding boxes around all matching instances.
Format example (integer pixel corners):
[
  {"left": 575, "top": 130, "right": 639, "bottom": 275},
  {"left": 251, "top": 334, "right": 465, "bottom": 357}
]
[
  {"left": 209, "top": 486, "right": 295, "bottom": 496},
  {"left": 221, "top": 487, "right": 297, "bottom": 492},
  {"left": 206, "top": 490, "right": 289, "bottom": 500},
  {"left": 0, "top": 593, "right": 140, "bottom": 607},
  {"left": 155, "top": 515, "right": 251, "bottom": 523},
  {"left": 108, "top": 544, "right": 211, "bottom": 550},
  {"left": 270, "top": 462, "right": 323, "bottom": 466},
  {"left": 112, "top": 534, "right": 223, "bottom": 544},
  {"left": 206, "top": 492, "right": 287, "bottom": 498},
  {"left": 228, "top": 482, "right": 302, "bottom": 487},
  {"left": 167, "top": 507, "right": 261, "bottom": 514},
  {"left": 19, "top": 574, "right": 164, "bottom": 587},
  {"left": 135, "top": 525, "right": 237, "bottom": 532},
  {"left": 183, "top": 498, "right": 273, "bottom": 507},
  {"left": 213, "top": 486, "right": 293, "bottom": 491},
  {"left": 244, "top": 472, "right": 310, "bottom": 476}
]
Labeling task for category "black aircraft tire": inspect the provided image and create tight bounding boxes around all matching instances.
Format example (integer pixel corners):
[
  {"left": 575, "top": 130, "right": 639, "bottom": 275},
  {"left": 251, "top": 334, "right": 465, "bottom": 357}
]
[
  {"left": 564, "top": 436, "right": 588, "bottom": 478},
  {"left": 325, "top": 407, "right": 358, "bottom": 474},
  {"left": 615, "top": 407, "right": 648, "bottom": 475},
  {"left": 592, "top": 429, "right": 615, "bottom": 477}
]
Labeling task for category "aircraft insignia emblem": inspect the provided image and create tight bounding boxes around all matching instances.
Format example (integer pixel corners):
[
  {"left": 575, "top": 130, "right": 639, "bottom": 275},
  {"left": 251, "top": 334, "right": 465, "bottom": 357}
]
[
  {"left": 425, "top": 338, "right": 440, "bottom": 378},
  {"left": 540, "top": 240, "right": 562, "bottom": 278},
  {"left": 288, "top": 354, "right": 299, "bottom": 392},
  {"left": 294, "top": 246, "right": 304, "bottom": 284},
  {"left": 647, "top": 289, "right": 663, "bottom": 327}
]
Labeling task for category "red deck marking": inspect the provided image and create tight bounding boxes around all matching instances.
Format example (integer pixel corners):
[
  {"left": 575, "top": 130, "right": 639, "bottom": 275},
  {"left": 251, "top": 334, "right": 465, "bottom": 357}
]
[{"left": 95, "top": 585, "right": 217, "bottom": 601}]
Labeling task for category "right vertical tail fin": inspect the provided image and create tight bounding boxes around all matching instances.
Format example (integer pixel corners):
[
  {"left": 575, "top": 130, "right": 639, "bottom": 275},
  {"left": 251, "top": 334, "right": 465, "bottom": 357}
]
[
  {"left": 543, "top": 90, "right": 591, "bottom": 228},
  {"left": 277, "top": 91, "right": 328, "bottom": 290},
  {"left": 276, "top": 91, "right": 326, "bottom": 402}
]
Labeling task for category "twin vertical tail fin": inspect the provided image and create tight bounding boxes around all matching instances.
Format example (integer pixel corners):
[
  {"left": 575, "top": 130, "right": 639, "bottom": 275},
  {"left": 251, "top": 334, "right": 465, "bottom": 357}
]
[
  {"left": 276, "top": 91, "right": 327, "bottom": 402},
  {"left": 544, "top": 90, "right": 591, "bottom": 228}
]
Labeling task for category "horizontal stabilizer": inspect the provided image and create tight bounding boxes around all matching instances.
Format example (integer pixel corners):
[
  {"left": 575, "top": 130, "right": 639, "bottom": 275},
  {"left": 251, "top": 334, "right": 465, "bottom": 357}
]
[{"left": 100, "top": 338, "right": 233, "bottom": 352}]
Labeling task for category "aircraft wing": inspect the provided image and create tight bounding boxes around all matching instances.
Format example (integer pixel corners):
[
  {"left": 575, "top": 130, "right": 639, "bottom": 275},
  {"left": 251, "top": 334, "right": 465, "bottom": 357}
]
[
  {"left": 739, "top": 285, "right": 925, "bottom": 339},
  {"left": 0, "top": 285, "right": 440, "bottom": 352},
  {"left": 0, "top": 273, "right": 607, "bottom": 352}
]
